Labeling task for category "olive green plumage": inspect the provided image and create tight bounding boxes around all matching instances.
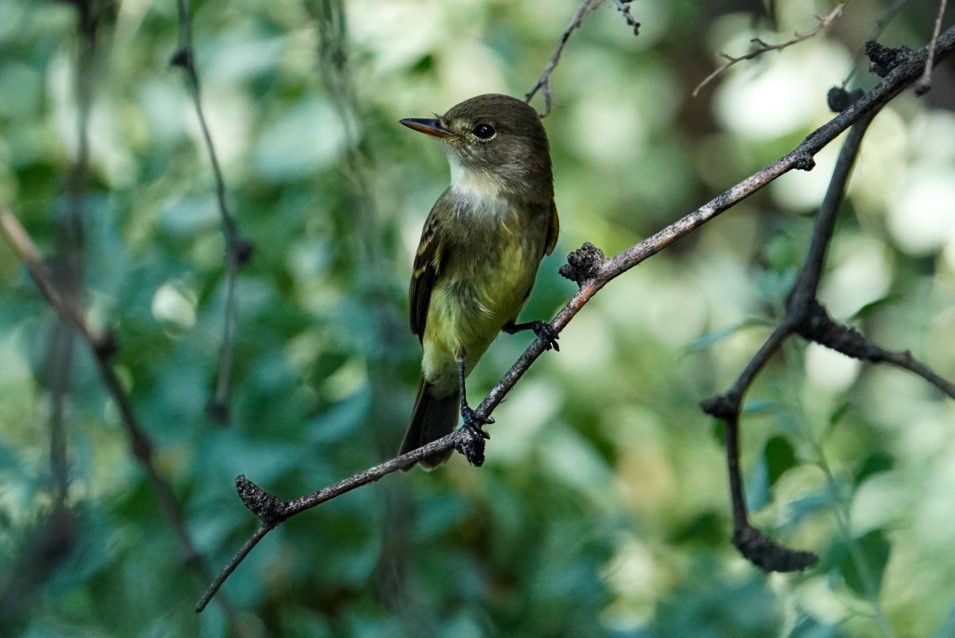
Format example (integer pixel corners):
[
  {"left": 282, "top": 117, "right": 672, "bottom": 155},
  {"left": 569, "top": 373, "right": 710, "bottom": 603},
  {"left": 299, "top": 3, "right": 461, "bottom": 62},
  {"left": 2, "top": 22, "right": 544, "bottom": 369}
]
[{"left": 398, "top": 94, "right": 559, "bottom": 468}]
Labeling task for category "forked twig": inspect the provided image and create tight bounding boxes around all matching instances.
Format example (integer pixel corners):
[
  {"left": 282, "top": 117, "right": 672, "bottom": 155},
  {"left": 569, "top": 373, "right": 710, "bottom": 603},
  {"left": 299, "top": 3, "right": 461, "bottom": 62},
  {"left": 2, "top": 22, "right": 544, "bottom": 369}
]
[{"left": 693, "top": 2, "right": 847, "bottom": 97}]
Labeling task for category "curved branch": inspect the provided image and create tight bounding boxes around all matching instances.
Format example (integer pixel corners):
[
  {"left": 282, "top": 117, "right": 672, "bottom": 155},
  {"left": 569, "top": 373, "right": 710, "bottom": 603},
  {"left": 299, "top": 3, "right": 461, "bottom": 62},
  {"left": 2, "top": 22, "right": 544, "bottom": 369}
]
[
  {"left": 170, "top": 0, "right": 254, "bottom": 425},
  {"left": 524, "top": 0, "right": 639, "bottom": 117}
]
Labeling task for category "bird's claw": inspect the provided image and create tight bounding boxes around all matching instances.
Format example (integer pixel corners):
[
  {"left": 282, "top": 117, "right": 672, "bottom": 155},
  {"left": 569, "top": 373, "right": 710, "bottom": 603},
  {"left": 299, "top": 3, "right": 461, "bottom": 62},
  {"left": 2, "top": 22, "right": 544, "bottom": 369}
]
[
  {"left": 456, "top": 407, "right": 492, "bottom": 466},
  {"left": 462, "top": 406, "right": 493, "bottom": 435},
  {"left": 531, "top": 321, "right": 560, "bottom": 351}
]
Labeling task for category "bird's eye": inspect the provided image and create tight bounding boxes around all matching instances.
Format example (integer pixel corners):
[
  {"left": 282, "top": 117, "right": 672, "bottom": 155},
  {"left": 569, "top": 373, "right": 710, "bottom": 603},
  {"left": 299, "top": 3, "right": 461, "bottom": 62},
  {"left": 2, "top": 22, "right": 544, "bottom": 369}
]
[{"left": 472, "top": 123, "right": 496, "bottom": 140}]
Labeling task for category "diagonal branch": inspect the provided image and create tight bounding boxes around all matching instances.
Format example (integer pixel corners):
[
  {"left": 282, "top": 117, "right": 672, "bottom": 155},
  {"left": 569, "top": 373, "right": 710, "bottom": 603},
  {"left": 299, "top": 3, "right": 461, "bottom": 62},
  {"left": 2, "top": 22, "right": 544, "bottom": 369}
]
[
  {"left": 525, "top": 0, "right": 640, "bottom": 117},
  {"left": 196, "top": 25, "right": 955, "bottom": 610},
  {"left": 170, "top": 0, "right": 254, "bottom": 425},
  {"left": 0, "top": 204, "right": 245, "bottom": 633},
  {"left": 693, "top": 2, "right": 847, "bottom": 97},
  {"left": 915, "top": 0, "right": 949, "bottom": 95},
  {"left": 525, "top": 0, "right": 602, "bottom": 117}
]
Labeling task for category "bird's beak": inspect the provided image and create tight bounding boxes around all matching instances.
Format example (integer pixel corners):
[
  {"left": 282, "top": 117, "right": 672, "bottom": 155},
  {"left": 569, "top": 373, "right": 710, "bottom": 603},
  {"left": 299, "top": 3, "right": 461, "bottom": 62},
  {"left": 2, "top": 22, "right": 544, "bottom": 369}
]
[{"left": 400, "top": 118, "right": 454, "bottom": 139}]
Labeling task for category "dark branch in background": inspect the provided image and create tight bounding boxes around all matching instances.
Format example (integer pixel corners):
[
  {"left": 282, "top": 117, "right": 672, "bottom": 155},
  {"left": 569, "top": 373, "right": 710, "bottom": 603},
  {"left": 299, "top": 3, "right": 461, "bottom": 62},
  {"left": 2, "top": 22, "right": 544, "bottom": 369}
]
[
  {"left": 196, "top": 25, "right": 955, "bottom": 610},
  {"left": 704, "top": 83, "right": 955, "bottom": 571},
  {"left": 693, "top": 2, "right": 846, "bottom": 97},
  {"left": 0, "top": 0, "right": 98, "bottom": 621},
  {"left": 51, "top": 0, "right": 98, "bottom": 508},
  {"left": 525, "top": 0, "right": 640, "bottom": 117},
  {"left": 704, "top": 95, "right": 877, "bottom": 572},
  {"left": 915, "top": 0, "right": 949, "bottom": 95},
  {"left": 170, "top": 0, "right": 253, "bottom": 425},
  {"left": 0, "top": 205, "right": 245, "bottom": 634}
]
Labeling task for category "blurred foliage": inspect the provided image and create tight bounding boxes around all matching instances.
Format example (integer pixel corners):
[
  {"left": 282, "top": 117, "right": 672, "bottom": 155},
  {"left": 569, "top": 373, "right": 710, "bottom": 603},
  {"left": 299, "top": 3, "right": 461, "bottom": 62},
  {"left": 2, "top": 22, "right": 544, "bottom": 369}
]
[{"left": 1, "top": 0, "right": 955, "bottom": 636}]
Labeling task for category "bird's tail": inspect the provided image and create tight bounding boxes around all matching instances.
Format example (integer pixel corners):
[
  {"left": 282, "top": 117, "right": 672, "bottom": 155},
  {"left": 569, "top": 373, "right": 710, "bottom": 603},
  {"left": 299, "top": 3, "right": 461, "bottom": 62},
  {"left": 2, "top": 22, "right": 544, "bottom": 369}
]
[{"left": 399, "top": 376, "right": 459, "bottom": 470}]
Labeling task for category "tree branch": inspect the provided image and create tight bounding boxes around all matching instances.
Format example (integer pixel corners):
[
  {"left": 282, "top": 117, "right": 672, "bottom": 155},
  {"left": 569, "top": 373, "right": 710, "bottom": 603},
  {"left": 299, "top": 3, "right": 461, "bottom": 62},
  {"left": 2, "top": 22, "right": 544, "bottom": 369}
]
[
  {"left": 525, "top": 0, "right": 602, "bottom": 117},
  {"left": 0, "top": 204, "right": 244, "bottom": 633},
  {"left": 693, "top": 2, "right": 847, "bottom": 97},
  {"left": 524, "top": 0, "right": 640, "bottom": 117},
  {"left": 703, "top": 78, "right": 955, "bottom": 571},
  {"left": 914, "top": 0, "right": 949, "bottom": 95},
  {"left": 196, "top": 24, "right": 955, "bottom": 608},
  {"left": 170, "top": 0, "right": 254, "bottom": 425}
]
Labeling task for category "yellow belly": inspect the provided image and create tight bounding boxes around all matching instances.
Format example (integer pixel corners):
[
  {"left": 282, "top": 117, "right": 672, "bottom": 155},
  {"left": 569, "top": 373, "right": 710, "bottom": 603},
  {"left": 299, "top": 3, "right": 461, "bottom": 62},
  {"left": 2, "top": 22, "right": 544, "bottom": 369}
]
[{"left": 421, "top": 236, "right": 538, "bottom": 395}]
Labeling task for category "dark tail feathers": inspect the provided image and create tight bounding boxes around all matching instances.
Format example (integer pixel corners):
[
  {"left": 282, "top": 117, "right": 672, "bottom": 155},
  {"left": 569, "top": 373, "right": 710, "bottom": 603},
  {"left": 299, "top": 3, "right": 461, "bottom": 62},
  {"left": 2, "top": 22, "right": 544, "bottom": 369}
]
[{"left": 399, "top": 377, "right": 459, "bottom": 470}]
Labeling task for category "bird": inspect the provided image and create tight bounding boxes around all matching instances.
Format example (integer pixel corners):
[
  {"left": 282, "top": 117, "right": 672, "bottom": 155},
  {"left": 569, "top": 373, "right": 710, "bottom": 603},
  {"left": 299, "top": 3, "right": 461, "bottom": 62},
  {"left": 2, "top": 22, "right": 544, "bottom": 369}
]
[{"left": 397, "top": 93, "right": 560, "bottom": 469}]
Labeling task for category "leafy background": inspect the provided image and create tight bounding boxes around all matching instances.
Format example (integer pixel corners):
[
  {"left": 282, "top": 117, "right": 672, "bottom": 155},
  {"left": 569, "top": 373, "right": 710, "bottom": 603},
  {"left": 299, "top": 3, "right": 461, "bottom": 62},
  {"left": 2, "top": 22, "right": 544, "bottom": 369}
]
[{"left": 2, "top": 0, "right": 955, "bottom": 636}]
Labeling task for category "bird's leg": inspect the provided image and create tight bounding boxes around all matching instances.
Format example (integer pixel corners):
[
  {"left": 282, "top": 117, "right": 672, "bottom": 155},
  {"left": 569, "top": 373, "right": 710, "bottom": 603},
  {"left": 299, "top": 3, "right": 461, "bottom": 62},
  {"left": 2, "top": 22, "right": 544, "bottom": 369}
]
[
  {"left": 455, "top": 355, "right": 491, "bottom": 466},
  {"left": 457, "top": 355, "right": 493, "bottom": 432},
  {"left": 502, "top": 319, "right": 560, "bottom": 351}
]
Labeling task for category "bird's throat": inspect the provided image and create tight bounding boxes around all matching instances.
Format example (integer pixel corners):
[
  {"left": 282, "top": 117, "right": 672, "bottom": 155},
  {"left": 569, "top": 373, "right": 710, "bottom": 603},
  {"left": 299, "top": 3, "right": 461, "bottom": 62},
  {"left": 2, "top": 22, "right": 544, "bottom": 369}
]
[{"left": 447, "top": 153, "right": 507, "bottom": 212}]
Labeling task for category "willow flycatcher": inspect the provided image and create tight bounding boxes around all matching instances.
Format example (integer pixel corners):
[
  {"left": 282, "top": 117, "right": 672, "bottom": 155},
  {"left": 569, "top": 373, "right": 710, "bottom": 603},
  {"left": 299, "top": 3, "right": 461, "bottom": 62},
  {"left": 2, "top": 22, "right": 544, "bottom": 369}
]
[{"left": 398, "top": 94, "right": 560, "bottom": 469}]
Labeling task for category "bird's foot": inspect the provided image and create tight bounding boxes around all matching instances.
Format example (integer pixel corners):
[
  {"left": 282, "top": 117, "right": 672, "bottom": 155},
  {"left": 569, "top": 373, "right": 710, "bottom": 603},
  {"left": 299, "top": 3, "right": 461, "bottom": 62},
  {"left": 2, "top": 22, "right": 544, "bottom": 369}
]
[
  {"left": 455, "top": 406, "right": 492, "bottom": 467},
  {"left": 529, "top": 321, "right": 560, "bottom": 351},
  {"left": 504, "top": 320, "right": 560, "bottom": 351}
]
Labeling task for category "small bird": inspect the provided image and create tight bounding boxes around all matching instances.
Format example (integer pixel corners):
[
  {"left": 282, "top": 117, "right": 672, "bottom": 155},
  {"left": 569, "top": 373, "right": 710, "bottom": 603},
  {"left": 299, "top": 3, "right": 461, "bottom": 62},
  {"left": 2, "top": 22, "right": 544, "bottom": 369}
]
[{"left": 398, "top": 94, "right": 560, "bottom": 469}]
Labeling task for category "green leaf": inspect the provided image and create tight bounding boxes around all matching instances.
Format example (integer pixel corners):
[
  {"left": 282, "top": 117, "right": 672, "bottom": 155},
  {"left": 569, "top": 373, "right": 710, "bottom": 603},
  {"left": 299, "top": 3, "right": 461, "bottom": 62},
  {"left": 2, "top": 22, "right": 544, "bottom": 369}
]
[
  {"left": 853, "top": 450, "right": 894, "bottom": 487},
  {"left": 851, "top": 295, "right": 900, "bottom": 320},
  {"left": 765, "top": 436, "right": 797, "bottom": 488},
  {"left": 839, "top": 529, "right": 892, "bottom": 596},
  {"left": 743, "top": 399, "right": 782, "bottom": 415},
  {"left": 789, "top": 615, "right": 844, "bottom": 638},
  {"left": 746, "top": 436, "right": 796, "bottom": 512},
  {"left": 686, "top": 319, "right": 768, "bottom": 353},
  {"left": 786, "top": 487, "right": 838, "bottom": 526},
  {"left": 824, "top": 402, "right": 852, "bottom": 439}
]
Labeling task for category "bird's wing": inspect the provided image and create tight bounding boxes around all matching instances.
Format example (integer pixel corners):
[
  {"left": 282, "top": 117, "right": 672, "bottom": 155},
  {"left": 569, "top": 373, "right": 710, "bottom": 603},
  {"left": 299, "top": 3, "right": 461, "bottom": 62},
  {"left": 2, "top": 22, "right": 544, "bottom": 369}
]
[
  {"left": 409, "top": 196, "right": 446, "bottom": 341},
  {"left": 544, "top": 200, "right": 560, "bottom": 256}
]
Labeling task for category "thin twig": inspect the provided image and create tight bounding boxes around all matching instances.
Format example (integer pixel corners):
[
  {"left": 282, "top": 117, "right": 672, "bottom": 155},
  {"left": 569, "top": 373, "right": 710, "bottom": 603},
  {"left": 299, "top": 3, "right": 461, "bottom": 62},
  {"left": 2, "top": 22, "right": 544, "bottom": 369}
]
[
  {"left": 0, "top": 208, "right": 106, "bottom": 350},
  {"left": 610, "top": 0, "right": 640, "bottom": 36},
  {"left": 693, "top": 2, "right": 847, "bottom": 97},
  {"left": 525, "top": 0, "right": 602, "bottom": 117},
  {"left": 196, "top": 25, "right": 955, "bottom": 609},
  {"left": 915, "top": 0, "right": 949, "bottom": 95},
  {"left": 170, "top": 0, "right": 253, "bottom": 425},
  {"left": 525, "top": 0, "right": 640, "bottom": 116}
]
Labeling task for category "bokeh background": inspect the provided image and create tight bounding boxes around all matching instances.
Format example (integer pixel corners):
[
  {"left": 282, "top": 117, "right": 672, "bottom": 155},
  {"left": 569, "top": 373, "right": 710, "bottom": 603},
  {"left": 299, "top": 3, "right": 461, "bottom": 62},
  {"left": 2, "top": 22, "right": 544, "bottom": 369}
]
[{"left": 2, "top": 0, "right": 955, "bottom": 635}]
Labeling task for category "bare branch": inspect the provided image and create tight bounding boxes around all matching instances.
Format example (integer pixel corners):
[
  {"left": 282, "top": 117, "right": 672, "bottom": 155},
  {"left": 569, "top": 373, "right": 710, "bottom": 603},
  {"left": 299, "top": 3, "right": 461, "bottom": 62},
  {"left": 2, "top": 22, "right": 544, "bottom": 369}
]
[
  {"left": 703, "top": 105, "right": 876, "bottom": 570},
  {"left": 610, "top": 0, "right": 640, "bottom": 36},
  {"left": 170, "top": 0, "right": 254, "bottom": 425},
  {"left": 196, "top": 24, "right": 955, "bottom": 608},
  {"left": 0, "top": 204, "right": 245, "bottom": 633},
  {"left": 914, "top": 0, "right": 949, "bottom": 95},
  {"left": 525, "top": 0, "right": 602, "bottom": 117},
  {"left": 526, "top": 0, "right": 641, "bottom": 117},
  {"left": 693, "top": 2, "right": 847, "bottom": 97},
  {"left": 703, "top": 73, "right": 955, "bottom": 571}
]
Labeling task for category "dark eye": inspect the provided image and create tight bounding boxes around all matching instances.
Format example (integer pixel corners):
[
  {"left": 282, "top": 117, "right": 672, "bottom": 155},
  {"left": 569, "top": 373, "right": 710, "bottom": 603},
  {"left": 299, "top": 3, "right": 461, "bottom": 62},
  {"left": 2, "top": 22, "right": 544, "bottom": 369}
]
[{"left": 472, "top": 123, "right": 495, "bottom": 140}]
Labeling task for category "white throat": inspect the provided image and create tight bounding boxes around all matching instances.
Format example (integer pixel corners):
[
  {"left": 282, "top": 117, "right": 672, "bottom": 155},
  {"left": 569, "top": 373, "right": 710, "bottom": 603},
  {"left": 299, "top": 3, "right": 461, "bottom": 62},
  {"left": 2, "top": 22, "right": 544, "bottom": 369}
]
[{"left": 447, "top": 153, "right": 507, "bottom": 210}]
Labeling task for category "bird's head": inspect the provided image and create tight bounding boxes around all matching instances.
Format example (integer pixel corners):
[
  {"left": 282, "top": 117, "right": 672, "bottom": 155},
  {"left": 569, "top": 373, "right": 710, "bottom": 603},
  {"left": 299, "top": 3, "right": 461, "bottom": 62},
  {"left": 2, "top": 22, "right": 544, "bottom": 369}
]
[{"left": 401, "top": 94, "right": 553, "bottom": 202}]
